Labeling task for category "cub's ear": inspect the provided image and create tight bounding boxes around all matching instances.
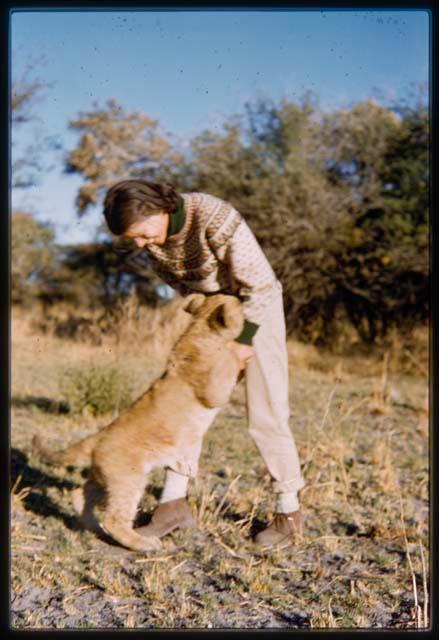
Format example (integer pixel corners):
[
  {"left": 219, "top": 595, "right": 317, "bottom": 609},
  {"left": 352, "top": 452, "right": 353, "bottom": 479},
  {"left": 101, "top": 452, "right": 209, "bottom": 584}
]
[
  {"left": 208, "top": 301, "right": 244, "bottom": 337},
  {"left": 182, "top": 293, "right": 206, "bottom": 315}
]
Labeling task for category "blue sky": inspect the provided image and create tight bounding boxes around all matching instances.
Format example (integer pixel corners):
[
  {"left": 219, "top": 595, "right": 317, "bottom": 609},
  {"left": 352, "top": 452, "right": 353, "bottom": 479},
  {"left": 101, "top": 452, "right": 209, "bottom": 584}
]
[{"left": 11, "top": 9, "right": 430, "bottom": 244}]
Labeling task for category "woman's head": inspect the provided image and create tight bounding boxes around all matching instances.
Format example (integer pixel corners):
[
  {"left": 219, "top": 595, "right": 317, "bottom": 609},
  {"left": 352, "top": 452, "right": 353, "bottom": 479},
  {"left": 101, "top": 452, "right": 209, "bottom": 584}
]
[{"left": 103, "top": 179, "right": 180, "bottom": 246}]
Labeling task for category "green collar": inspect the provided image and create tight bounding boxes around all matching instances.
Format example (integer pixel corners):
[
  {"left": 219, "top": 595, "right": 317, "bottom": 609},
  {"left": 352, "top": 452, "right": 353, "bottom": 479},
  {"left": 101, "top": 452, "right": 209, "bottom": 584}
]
[{"left": 167, "top": 196, "right": 186, "bottom": 237}]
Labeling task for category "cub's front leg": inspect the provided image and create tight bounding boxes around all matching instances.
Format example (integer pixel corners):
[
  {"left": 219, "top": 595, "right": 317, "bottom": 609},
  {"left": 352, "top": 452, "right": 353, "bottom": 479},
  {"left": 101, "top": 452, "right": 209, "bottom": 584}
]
[{"left": 98, "top": 472, "right": 162, "bottom": 552}]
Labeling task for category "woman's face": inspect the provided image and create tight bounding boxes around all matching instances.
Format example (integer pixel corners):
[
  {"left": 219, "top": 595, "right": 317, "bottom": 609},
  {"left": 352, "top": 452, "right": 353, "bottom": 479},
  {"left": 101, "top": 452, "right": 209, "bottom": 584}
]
[{"left": 122, "top": 211, "right": 169, "bottom": 247}]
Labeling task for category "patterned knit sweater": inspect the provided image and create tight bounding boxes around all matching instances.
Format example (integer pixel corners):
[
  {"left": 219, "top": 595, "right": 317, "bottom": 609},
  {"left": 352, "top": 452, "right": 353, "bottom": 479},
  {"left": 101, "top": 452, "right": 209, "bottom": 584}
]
[{"left": 127, "top": 192, "right": 281, "bottom": 345}]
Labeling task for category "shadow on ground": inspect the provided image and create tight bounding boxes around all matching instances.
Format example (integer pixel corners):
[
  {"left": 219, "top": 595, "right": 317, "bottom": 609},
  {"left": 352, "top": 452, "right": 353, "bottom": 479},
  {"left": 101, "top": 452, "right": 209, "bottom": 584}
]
[
  {"left": 11, "top": 448, "right": 153, "bottom": 550},
  {"left": 11, "top": 449, "right": 270, "bottom": 551},
  {"left": 11, "top": 447, "right": 80, "bottom": 532},
  {"left": 12, "top": 395, "right": 70, "bottom": 414}
]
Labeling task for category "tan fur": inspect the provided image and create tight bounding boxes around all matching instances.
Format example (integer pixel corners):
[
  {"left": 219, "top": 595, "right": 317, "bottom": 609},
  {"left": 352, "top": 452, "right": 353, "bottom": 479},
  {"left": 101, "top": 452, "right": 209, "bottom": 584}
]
[{"left": 32, "top": 294, "right": 244, "bottom": 553}]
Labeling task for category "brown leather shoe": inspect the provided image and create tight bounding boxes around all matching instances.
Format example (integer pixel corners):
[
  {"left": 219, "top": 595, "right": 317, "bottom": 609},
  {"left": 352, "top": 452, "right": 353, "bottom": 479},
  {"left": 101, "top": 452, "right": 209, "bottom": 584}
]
[
  {"left": 136, "top": 498, "right": 196, "bottom": 539},
  {"left": 254, "top": 511, "right": 304, "bottom": 547}
]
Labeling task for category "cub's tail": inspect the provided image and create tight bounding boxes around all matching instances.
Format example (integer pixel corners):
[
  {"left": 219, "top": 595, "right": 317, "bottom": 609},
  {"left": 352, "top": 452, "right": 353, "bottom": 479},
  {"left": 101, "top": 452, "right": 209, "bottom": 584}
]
[{"left": 32, "top": 431, "right": 101, "bottom": 467}]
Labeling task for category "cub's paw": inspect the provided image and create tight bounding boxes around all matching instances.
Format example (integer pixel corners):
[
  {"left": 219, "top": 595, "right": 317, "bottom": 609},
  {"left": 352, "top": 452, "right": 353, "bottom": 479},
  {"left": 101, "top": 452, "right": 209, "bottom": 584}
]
[{"left": 141, "top": 535, "right": 162, "bottom": 552}]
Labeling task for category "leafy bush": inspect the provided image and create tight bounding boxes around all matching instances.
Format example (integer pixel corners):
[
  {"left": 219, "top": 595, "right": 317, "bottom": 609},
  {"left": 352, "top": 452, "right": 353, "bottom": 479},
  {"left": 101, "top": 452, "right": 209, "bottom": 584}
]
[{"left": 60, "top": 364, "right": 134, "bottom": 416}]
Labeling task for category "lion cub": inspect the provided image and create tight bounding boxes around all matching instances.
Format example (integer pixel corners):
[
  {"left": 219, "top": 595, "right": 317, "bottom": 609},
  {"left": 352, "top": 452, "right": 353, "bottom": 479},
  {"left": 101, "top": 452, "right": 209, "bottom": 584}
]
[{"left": 32, "top": 294, "right": 244, "bottom": 552}]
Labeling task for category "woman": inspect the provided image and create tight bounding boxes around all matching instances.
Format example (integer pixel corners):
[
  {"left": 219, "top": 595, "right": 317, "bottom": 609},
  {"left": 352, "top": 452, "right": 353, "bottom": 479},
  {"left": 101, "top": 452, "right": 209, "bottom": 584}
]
[{"left": 103, "top": 179, "right": 305, "bottom": 547}]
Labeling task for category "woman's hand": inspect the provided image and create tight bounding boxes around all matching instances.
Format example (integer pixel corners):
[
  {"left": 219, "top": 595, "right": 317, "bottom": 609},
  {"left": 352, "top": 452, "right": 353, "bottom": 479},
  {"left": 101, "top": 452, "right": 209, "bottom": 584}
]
[{"left": 232, "top": 343, "right": 255, "bottom": 370}]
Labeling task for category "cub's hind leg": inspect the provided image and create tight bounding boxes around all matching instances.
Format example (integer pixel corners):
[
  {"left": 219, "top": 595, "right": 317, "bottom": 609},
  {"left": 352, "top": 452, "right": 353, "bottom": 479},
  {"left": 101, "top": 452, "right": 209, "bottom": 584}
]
[
  {"left": 99, "top": 474, "right": 162, "bottom": 553},
  {"left": 72, "top": 478, "right": 105, "bottom": 534}
]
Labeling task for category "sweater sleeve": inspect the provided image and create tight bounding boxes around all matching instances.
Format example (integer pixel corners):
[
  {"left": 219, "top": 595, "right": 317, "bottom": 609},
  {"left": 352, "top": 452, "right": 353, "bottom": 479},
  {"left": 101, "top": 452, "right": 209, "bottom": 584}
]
[{"left": 206, "top": 203, "right": 280, "bottom": 344}]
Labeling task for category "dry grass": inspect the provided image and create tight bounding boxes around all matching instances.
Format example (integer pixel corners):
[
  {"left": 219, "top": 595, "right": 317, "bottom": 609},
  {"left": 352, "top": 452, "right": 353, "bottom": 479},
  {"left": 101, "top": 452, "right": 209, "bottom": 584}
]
[{"left": 10, "top": 303, "right": 429, "bottom": 629}]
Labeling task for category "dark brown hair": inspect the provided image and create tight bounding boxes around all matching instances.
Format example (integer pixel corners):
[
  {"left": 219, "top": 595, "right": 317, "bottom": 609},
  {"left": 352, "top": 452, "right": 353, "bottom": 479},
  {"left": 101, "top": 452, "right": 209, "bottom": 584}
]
[{"left": 103, "top": 179, "right": 180, "bottom": 235}]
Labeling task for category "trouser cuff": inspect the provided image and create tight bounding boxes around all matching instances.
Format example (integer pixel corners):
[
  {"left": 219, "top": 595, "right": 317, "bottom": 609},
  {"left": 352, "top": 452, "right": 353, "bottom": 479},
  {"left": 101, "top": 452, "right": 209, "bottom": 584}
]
[{"left": 272, "top": 477, "right": 306, "bottom": 493}]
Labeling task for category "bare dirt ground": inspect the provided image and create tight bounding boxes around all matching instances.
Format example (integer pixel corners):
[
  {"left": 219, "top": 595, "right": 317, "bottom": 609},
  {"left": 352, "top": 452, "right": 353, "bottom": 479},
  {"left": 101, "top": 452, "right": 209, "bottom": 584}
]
[{"left": 10, "top": 305, "right": 429, "bottom": 629}]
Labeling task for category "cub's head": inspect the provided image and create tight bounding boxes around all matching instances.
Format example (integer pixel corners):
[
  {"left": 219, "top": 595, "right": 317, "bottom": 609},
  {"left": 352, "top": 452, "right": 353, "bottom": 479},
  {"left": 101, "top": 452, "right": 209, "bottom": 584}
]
[{"left": 168, "top": 294, "right": 245, "bottom": 408}]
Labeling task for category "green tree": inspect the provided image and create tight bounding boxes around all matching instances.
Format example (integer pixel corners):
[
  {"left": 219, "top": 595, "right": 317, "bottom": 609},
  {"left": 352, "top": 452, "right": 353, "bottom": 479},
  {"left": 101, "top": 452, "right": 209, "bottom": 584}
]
[
  {"left": 11, "top": 211, "right": 56, "bottom": 304},
  {"left": 11, "top": 59, "right": 57, "bottom": 188},
  {"left": 65, "top": 99, "right": 184, "bottom": 215},
  {"left": 11, "top": 59, "right": 64, "bottom": 307},
  {"left": 183, "top": 95, "right": 350, "bottom": 341},
  {"left": 182, "top": 93, "right": 429, "bottom": 343},
  {"left": 321, "top": 99, "right": 402, "bottom": 204},
  {"left": 331, "top": 98, "right": 429, "bottom": 341}
]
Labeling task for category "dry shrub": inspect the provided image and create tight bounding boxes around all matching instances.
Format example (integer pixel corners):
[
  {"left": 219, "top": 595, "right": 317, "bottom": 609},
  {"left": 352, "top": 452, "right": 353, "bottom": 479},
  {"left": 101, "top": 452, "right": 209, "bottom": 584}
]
[
  {"left": 385, "top": 325, "right": 429, "bottom": 377},
  {"left": 304, "top": 323, "right": 429, "bottom": 380},
  {"left": 32, "top": 303, "right": 101, "bottom": 345},
  {"left": 370, "top": 439, "right": 400, "bottom": 495},
  {"left": 287, "top": 340, "right": 322, "bottom": 371},
  {"left": 112, "top": 294, "right": 192, "bottom": 357},
  {"left": 31, "top": 292, "right": 193, "bottom": 367}
]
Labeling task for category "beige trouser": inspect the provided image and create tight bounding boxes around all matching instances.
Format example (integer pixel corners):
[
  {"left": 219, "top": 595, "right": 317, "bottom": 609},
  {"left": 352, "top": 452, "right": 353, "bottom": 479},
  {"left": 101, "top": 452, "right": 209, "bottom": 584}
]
[
  {"left": 245, "top": 282, "right": 305, "bottom": 494},
  {"left": 170, "top": 283, "right": 305, "bottom": 495}
]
